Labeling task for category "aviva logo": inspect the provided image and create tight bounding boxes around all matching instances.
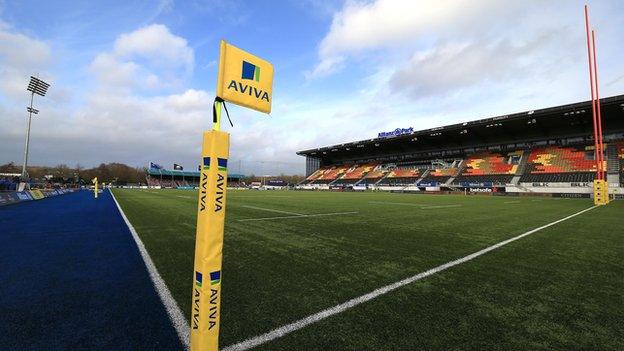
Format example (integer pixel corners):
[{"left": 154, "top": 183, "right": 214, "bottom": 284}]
[
  {"left": 217, "top": 158, "right": 227, "bottom": 171},
  {"left": 241, "top": 61, "right": 260, "bottom": 82},
  {"left": 216, "top": 40, "right": 273, "bottom": 113},
  {"left": 195, "top": 271, "right": 203, "bottom": 287},
  {"left": 203, "top": 157, "right": 228, "bottom": 171},
  {"left": 210, "top": 271, "right": 221, "bottom": 285}
]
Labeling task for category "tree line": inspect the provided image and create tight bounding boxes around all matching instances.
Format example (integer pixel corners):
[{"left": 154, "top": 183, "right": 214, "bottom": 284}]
[
  {"left": 0, "top": 162, "right": 146, "bottom": 185},
  {"left": 0, "top": 162, "right": 305, "bottom": 186}
]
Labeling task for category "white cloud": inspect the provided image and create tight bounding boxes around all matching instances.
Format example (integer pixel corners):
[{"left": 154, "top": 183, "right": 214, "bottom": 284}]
[
  {"left": 308, "top": 0, "right": 509, "bottom": 79},
  {"left": 164, "top": 89, "right": 213, "bottom": 112},
  {"left": 304, "top": 55, "right": 344, "bottom": 80},
  {"left": 0, "top": 23, "right": 305, "bottom": 175},
  {"left": 0, "top": 24, "right": 52, "bottom": 100},
  {"left": 321, "top": 0, "right": 464, "bottom": 55},
  {"left": 90, "top": 53, "right": 141, "bottom": 88},
  {"left": 311, "top": 0, "right": 624, "bottom": 107},
  {"left": 0, "top": 24, "right": 215, "bottom": 171},
  {"left": 114, "top": 24, "right": 193, "bottom": 71},
  {"left": 0, "top": 29, "right": 51, "bottom": 68},
  {"left": 89, "top": 24, "right": 194, "bottom": 92},
  {"left": 388, "top": 30, "right": 562, "bottom": 98}
]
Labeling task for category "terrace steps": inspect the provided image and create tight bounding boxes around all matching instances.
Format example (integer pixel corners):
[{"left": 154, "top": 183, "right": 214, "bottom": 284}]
[
  {"left": 511, "top": 149, "right": 531, "bottom": 185},
  {"left": 606, "top": 143, "right": 619, "bottom": 174},
  {"left": 606, "top": 173, "right": 620, "bottom": 185},
  {"left": 514, "top": 149, "right": 531, "bottom": 176},
  {"left": 416, "top": 169, "right": 430, "bottom": 184},
  {"left": 445, "top": 160, "right": 465, "bottom": 185},
  {"left": 374, "top": 170, "right": 392, "bottom": 186}
]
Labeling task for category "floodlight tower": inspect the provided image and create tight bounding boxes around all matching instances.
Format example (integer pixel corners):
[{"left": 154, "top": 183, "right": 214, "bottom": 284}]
[{"left": 21, "top": 76, "right": 50, "bottom": 180}]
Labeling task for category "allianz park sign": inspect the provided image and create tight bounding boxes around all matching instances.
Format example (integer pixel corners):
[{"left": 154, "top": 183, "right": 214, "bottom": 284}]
[{"left": 378, "top": 127, "right": 414, "bottom": 139}]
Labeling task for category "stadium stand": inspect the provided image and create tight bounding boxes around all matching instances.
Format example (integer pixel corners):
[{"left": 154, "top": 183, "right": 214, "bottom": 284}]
[
  {"left": 462, "top": 151, "right": 519, "bottom": 175},
  {"left": 360, "top": 165, "right": 390, "bottom": 185},
  {"left": 419, "top": 167, "right": 459, "bottom": 185},
  {"left": 331, "top": 163, "right": 377, "bottom": 186},
  {"left": 618, "top": 142, "right": 624, "bottom": 186},
  {"left": 453, "top": 151, "right": 520, "bottom": 185},
  {"left": 300, "top": 142, "right": 623, "bottom": 189},
  {"left": 298, "top": 95, "right": 624, "bottom": 193},
  {"left": 377, "top": 166, "right": 421, "bottom": 186},
  {"left": 313, "top": 164, "right": 351, "bottom": 184},
  {"left": 454, "top": 174, "right": 515, "bottom": 185},
  {"left": 519, "top": 146, "right": 598, "bottom": 183},
  {"left": 343, "top": 163, "right": 378, "bottom": 180},
  {"left": 303, "top": 166, "right": 330, "bottom": 184},
  {"left": 146, "top": 168, "right": 242, "bottom": 188},
  {"left": 0, "top": 177, "right": 19, "bottom": 191}
]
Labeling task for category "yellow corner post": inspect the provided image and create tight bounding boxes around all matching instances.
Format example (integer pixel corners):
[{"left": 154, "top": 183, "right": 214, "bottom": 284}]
[
  {"left": 191, "top": 112, "right": 230, "bottom": 350},
  {"left": 191, "top": 39, "right": 273, "bottom": 351},
  {"left": 213, "top": 100, "right": 222, "bottom": 132},
  {"left": 92, "top": 177, "right": 98, "bottom": 199},
  {"left": 593, "top": 179, "right": 609, "bottom": 205}
]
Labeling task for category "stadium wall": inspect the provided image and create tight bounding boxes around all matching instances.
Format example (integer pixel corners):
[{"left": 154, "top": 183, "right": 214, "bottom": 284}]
[{"left": 0, "top": 188, "right": 77, "bottom": 206}]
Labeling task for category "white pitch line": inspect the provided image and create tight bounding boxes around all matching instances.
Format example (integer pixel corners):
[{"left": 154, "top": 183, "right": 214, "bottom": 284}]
[
  {"left": 110, "top": 189, "right": 190, "bottom": 349},
  {"left": 242, "top": 205, "right": 303, "bottom": 216},
  {"left": 504, "top": 201, "right": 521, "bottom": 204},
  {"left": 237, "top": 211, "right": 358, "bottom": 222},
  {"left": 369, "top": 201, "right": 427, "bottom": 207},
  {"left": 419, "top": 204, "right": 463, "bottom": 209},
  {"left": 176, "top": 195, "right": 192, "bottom": 199},
  {"left": 223, "top": 205, "right": 598, "bottom": 351},
  {"left": 232, "top": 196, "right": 293, "bottom": 198},
  {"left": 369, "top": 201, "right": 462, "bottom": 210}
]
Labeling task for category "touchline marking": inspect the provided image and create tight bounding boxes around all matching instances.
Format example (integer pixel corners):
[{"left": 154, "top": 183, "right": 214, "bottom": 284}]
[
  {"left": 223, "top": 205, "right": 598, "bottom": 351},
  {"left": 242, "top": 205, "right": 303, "bottom": 216},
  {"left": 237, "top": 211, "right": 358, "bottom": 222},
  {"left": 110, "top": 190, "right": 190, "bottom": 349}
]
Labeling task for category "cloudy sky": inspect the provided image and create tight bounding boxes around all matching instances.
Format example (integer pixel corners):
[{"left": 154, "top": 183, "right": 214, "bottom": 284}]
[{"left": 0, "top": 0, "right": 623, "bottom": 175}]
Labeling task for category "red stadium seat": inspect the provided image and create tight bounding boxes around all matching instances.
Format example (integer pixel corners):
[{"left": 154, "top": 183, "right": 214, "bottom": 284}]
[
  {"left": 461, "top": 151, "right": 519, "bottom": 175},
  {"left": 527, "top": 146, "right": 597, "bottom": 174}
]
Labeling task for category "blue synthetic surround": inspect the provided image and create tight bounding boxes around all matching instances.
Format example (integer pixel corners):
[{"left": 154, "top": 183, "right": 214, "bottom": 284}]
[{"left": 0, "top": 190, "right": 184, "bottom": 350}]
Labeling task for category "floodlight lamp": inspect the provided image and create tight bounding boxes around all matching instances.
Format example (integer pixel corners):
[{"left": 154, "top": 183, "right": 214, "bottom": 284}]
[{"left": 27, "top": 76, "right": 50, "bottom": 97}]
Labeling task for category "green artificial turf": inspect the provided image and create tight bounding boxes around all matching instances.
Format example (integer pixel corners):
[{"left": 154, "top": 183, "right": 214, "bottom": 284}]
[{"left": 111, "top": 189, "right": 623, "bottom": 350}]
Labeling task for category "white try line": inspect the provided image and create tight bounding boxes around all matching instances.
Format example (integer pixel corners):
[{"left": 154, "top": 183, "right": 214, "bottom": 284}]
[
  {"left": 232, "top": 195, "right": 294, "bottom": 198},
  {"left": 223, "top": 205, "right": 598, "bottom": 351},
  {"left": 110, "top": 189, "right": 190, "bottom": 349},
  {"left": 419, "top": 204, "right": 463, "bottom": 210},
  {"left": 242, "top": 205, "right": 303, "bottom": 216},
  {"left": 369, "top": 201, "right": 462, "bottom": 210},
  {"left": 237, "top": 211, "right": 358, "bottom": 222},
  {"left": 369, "top": 201, "right": 428, "bottom": 207}
]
